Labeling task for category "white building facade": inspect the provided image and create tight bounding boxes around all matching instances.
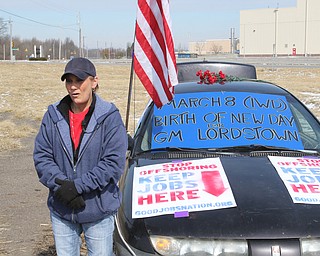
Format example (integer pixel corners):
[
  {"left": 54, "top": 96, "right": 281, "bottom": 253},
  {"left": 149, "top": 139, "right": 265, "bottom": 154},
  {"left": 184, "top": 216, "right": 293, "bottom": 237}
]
[{"left": 240, "top": 0, "right": 320, "bottom": 56}]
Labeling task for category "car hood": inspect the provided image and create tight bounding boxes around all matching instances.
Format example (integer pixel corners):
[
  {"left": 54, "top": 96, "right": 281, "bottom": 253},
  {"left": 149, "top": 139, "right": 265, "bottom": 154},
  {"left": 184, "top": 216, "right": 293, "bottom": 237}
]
[{"left": 119, "top": 155, "right": 320, "bottom": 240}]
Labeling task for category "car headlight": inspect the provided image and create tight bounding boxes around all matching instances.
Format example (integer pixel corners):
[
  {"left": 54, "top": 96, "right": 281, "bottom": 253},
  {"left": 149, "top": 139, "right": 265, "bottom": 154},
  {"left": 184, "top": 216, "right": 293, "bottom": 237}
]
[
  {"left": 150, "top": 235, "right": 248, "bottom": 256},
  {"left": 301, "top": 238, "right": 320, "bottom": 255}
]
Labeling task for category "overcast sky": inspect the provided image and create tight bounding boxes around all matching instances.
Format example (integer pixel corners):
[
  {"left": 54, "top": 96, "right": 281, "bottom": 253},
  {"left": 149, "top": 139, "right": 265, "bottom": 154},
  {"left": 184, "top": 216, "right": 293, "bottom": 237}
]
[{"left": 0, "top": 0, "right": 297, "bottom": 49}]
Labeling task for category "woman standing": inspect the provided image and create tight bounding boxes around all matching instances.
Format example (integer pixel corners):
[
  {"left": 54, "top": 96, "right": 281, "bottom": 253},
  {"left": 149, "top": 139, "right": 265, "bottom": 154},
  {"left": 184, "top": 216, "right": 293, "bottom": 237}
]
[{"left": 33, "top": 57, "right": 127, "bottom": 256}]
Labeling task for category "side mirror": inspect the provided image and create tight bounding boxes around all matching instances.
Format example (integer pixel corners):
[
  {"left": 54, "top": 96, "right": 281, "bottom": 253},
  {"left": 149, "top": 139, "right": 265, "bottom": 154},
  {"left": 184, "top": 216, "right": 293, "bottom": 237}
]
[{"left": 127, "top": 133, "right": 134, "bottom": 151}]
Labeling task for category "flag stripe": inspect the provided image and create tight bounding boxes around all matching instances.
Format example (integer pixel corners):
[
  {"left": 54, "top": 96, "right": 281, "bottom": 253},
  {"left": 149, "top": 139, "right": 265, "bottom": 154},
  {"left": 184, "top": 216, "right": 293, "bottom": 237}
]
[
  {"left": 135, "top": 22, "right": 172, "bottom": 101},
  {"left": 134, "top": 39, "right": 168, "bottom": 107},
  {"left": 140, "top": 1, "right": 167, "bottom": 58},
  {"left": 161, "top": 0, "right": 178, "bottom": 85},
  {"left": 139, "top": 0, "right": 169, "bottom": 81},
  {"left": 136, "top": 1, "right": 169, "bottom": 90},
  {"left": 133, "top": 55, "right": 163, "bottom": 107},
  {"left": 134, "top": 0, "right": 177, "bottom": 108}
]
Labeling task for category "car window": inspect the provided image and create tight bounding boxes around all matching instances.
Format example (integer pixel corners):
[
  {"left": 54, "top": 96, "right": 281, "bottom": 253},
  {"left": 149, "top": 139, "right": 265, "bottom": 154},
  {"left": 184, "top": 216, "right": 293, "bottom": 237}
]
[
  {"left": 135, "top": 91, "right": 320, "bottom": 152},
  {"left": 289, "top": 103, "right": 320, "bottom": 150}
]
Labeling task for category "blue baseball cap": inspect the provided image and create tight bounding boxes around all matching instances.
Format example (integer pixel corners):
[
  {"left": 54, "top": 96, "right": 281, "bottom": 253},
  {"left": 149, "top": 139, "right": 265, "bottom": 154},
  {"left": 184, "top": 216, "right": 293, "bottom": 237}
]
[{"left": 61, "top": 57, "right": 96, "bottom": 81}]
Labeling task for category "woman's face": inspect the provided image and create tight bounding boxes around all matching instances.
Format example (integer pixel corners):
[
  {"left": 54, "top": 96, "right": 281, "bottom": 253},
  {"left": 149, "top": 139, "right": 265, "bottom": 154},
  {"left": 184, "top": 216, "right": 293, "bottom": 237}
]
[{"left": 65, "top": 74, "right": 98, "bottom": 112}]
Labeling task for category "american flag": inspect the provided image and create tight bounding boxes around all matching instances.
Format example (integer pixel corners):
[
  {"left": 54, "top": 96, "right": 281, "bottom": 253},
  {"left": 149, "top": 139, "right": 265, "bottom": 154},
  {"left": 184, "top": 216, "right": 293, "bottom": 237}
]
[{"left": 134, "top": 0, "right": 178, "bottom": 108}]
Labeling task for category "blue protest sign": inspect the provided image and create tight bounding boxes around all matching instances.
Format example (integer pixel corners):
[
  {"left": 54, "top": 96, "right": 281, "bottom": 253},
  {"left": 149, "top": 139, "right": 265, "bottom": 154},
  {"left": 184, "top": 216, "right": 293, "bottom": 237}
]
[{"left": 151, "top": 92, "right": 303, "bottom": 149}]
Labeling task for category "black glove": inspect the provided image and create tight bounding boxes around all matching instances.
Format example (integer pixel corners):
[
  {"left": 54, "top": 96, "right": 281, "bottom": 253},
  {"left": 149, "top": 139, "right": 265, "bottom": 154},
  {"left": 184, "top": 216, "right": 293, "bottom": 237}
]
[
  {"left": 69, "top": 196, "right": 86, "bottom": 210},
  {"left": 55, "top": 178, "right": 79, "bottom": 205}
]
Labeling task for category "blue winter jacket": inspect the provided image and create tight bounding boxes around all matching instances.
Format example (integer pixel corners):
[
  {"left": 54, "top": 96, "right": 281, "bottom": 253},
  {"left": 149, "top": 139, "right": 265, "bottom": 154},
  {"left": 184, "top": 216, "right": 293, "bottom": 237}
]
[{"left": 33, "top": 94, "right": 127, "bottom": 223}]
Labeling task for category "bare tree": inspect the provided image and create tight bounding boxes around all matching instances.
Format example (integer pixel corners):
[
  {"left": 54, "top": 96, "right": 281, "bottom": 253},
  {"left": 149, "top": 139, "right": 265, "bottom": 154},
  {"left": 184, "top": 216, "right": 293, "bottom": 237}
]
[
  {"left": 195, "top": 42, "right": 205, "bottom": 55},
  {"left": 210, "top": 44, "right": 223, "bottom": 54}
]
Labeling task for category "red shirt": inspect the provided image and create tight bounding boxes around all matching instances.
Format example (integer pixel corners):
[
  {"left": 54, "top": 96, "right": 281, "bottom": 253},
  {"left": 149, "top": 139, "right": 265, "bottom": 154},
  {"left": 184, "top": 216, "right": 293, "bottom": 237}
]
[{"left": 69, "top": 108, "right": 89, "bottom": 150}]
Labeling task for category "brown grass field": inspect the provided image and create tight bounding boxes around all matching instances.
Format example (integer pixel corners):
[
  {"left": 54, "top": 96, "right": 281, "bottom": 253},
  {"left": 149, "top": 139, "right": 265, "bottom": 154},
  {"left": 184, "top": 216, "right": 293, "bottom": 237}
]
[{"left": 0, "top": 60, "right": 319, "bottom": 152}]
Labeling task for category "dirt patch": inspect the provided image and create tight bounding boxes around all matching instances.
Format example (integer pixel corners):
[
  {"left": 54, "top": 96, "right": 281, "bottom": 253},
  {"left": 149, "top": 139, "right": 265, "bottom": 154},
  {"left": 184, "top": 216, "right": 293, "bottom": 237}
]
[{"left": 0, "top": 135, "right": 52, "bottom": 255}]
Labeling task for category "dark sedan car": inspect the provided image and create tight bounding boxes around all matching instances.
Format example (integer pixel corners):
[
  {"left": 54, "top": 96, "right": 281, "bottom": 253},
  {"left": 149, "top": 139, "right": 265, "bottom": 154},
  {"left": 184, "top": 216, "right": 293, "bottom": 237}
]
[{"left": 115, "top": 62, "right": 320, "bottom": 256}]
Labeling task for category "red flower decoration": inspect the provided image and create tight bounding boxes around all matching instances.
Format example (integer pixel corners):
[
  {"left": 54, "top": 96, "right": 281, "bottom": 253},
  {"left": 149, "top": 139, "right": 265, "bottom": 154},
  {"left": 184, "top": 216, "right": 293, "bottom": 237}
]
[
  {"left": 219, "top": 71, "right": 226, "bottom": 80},
  {"left": 196, "top": 70, "right": 240, "bottom": 84}
]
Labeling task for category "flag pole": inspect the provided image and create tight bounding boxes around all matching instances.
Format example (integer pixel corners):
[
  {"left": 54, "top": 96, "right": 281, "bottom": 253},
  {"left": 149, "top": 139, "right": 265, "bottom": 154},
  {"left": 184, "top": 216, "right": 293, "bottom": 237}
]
[{"left": 125, "top": 43, "right": 135, "bottom": 131}]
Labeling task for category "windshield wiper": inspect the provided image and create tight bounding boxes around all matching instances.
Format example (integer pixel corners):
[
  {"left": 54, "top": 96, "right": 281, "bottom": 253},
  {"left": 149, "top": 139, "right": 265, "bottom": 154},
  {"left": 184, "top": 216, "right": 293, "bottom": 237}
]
[
  {"left": 136, "top": 147, "right": 238, "bottom": 156},
  {"left": 208, "top": 144, "right": 318, "bottom": 153},
  {"left": 136, "top": 147, "right": 191, "bottom": 155},
  {"left": 135, "top": 145, "right": 319, "bottom": 156}
]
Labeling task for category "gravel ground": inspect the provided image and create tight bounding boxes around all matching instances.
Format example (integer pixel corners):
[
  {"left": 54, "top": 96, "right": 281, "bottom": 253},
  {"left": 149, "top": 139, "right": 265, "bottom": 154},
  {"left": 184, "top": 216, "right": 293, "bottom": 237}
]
[{"left": 0, "top": 134, "right": 56, "bottom": 256}]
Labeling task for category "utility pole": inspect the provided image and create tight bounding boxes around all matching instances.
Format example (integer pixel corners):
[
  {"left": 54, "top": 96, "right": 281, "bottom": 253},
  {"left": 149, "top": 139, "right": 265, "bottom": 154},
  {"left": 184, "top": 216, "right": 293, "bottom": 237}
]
[
  {"left": 83, "top": 36, "right": 86, "bottom": 57},
  {"left": 304, "top": 0, "right": 308, "bottom": 57},
  {"left": 96, "top": 41, "right": 99, "bottom": 59},
  {"left": 230, "top": 28, "right": 235, "bottom": 54},
  {"left": 52, "top": 42, "right": 55, "bottom": 60},
  {"left": 273, "top": 8, "right": 278, "bottom": 57},
  {"left": 109, "top": 42, "right": 112, "bottom": 59},
  {"left": 78, "top": 13, "right": 82, "bottom": 57},
  {"left": 9, "top": 18, "right": 13, "bottom": 61},
  {"left": 59, "top": 39, "right": 62, "bottom": 60}
]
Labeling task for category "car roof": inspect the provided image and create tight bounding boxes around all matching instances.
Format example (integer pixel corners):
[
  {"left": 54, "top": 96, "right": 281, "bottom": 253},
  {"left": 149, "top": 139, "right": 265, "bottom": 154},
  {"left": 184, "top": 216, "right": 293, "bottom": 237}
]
[
  {"left": 174, "top": 80, "right": 290, "bottom": 96},
  {"left": 177, "top": 61, "right": 257, "bottom": 82}
]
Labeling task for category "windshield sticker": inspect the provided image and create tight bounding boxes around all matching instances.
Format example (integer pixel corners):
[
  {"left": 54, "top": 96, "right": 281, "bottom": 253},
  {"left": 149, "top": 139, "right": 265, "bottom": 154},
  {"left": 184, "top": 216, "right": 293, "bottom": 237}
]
[
  {"left": 132, "top": 158, "right": 237, "bottom": 219},
  {"left": 151, "top": 92, "right": 303, "bottom": 149},
  {"left": 269, "top": 156, "right": 320, "bottom": 204}
]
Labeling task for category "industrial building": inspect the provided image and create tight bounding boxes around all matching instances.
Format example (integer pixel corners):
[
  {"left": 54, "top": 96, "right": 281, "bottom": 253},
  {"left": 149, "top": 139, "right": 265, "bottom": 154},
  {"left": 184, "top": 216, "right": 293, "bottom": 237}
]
[
  {"left": 240, "top": 0, "right": 320, "bottom": 56},
  {"left": 186, "top": 0, "right": 319, "bottom": 57}
]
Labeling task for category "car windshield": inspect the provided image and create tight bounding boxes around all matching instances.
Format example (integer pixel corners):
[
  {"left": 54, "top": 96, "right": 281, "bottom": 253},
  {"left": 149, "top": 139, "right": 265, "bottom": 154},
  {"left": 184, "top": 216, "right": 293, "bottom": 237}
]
[{"left": 135, "top": 91, "right": 320, "bottom": 153}]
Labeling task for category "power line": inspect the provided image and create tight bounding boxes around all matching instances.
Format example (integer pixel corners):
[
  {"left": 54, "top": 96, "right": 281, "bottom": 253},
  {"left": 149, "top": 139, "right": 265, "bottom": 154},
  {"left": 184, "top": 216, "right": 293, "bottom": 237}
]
[
  {"left": 0, "top": 8, "right": 77, "bottom": 31},
  {"left": 29, "top": 0, "right": 76, "bottom": 18}
]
